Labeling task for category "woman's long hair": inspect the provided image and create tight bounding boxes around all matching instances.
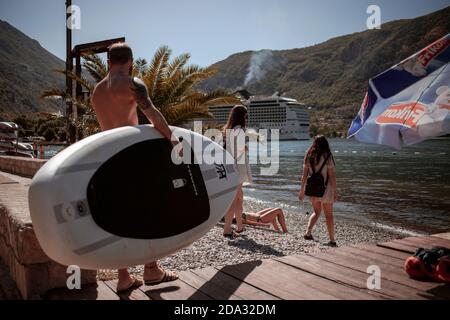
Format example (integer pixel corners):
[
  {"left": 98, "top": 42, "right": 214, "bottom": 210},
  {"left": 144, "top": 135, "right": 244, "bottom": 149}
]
[
  {"left": 223, "top": 105, "right": 247, "bottom": 150},
  {"left": 223, "top": 105, "right": 248, "bottom": 131},
  {"left": 306, "top": 135, "right": 334, "bottom": 166}
]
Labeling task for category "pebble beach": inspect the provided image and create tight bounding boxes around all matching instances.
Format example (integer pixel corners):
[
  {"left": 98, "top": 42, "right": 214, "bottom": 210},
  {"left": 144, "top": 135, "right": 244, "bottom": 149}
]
[{"left": 98, "top": 200, "right": 408, "bottom": 280}]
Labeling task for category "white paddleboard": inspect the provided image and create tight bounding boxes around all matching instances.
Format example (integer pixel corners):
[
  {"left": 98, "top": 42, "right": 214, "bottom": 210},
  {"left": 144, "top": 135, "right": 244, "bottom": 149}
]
[{"left": 28, "top": 125, "right": 239, "bottom": 270}]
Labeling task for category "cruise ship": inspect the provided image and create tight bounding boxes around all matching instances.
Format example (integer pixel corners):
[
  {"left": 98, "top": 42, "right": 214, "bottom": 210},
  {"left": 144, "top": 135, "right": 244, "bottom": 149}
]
[{"left": 206, "top": 95, "right": 310, "bottom": 140}]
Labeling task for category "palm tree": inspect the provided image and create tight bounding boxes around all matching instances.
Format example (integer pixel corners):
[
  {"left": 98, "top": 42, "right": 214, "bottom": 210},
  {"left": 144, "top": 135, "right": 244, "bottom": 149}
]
[{"left": 41, "top": 45, "right": 239, "bottom": 138}]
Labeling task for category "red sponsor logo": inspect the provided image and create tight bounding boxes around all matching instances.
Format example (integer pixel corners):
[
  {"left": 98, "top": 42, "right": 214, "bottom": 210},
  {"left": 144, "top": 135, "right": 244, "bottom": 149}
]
[
  {"left": 416, "top": 36, "right": 450, "bottom": 68},
  {"left": 359, "top": 92, "right": 369, "bottom": 121},
  {"left": 376, "top": 102, "right": 425, "bottom": 128}
]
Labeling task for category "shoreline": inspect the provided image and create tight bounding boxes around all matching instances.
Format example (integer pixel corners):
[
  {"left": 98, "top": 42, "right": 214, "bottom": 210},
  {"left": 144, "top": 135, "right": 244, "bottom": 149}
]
[
  {"left": 0, "top": 169, "right": 428, "bottom": 282},
  {"left": 98, "top": 203, "right": 409, "bottom": 281}
]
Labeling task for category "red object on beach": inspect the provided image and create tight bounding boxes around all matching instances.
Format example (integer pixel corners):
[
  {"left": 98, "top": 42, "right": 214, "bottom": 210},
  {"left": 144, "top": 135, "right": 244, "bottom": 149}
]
[
  {"left": 405, "top": 253, "right": 450, "bottom": 283},
  {"left": 436, "top": 257, "right": 450, "bottom": 282},
  {"left": 404, "top": 256, "right": 430, "bottom": 280}
]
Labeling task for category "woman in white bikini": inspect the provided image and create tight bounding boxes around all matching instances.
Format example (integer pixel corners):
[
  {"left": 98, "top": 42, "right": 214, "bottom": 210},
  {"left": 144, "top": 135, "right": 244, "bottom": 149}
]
[{"left": 298, "top": 135, "right": 338, "bottom": 246}]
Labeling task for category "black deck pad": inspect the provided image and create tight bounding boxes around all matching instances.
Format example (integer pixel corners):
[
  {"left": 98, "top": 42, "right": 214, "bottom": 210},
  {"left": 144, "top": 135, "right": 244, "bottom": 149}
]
[{"left": 87, "top": 138, "right": 210, "bottom": 239}]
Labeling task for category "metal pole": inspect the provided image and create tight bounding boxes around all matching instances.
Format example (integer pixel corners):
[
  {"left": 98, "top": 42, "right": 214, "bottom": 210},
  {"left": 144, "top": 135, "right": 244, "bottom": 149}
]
[
  {"left": 75, "top": 53, "right": 82, "bottom": 140},
  {"left": 66, "top": 0, "right": 75, "bottom": 144}
]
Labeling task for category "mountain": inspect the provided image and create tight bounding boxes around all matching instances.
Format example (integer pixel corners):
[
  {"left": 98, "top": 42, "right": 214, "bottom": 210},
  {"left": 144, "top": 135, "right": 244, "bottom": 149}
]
[
  {"left": 199, "top": 6, "right": 450, "bottom": 136},
  {"left": 0, "top": 20, "right": 65, "bottom": 120}
]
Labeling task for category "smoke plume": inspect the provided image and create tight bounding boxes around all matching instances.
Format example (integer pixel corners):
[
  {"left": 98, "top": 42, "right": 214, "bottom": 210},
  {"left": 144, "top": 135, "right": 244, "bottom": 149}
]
[{"left": 244, "top": 50, "right": 273, "bottom": 85}]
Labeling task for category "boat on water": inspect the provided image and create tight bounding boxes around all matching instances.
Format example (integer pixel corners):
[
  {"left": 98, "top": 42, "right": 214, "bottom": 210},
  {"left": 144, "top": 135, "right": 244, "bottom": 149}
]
[{"left": 206, "top": 94, "right": 310, "bottom": 140}]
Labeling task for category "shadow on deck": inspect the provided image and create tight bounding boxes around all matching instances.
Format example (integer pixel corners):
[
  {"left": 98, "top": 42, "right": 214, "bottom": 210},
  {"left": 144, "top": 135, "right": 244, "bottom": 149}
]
[{"left": 44, "top": 233, "right": 450, "bottom": 300}]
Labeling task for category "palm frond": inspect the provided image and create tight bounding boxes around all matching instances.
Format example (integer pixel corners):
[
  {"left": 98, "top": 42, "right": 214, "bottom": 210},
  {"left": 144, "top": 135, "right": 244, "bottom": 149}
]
[
  {"left": 164, "top": 104, "right": 212, "bottom": 126},
  {"left": 143, "top": 45, "right": 171, "bottom": 97},
  {"left": 40, "top": 89, "right": 67, "bottom": 100},
  {"left": 133, "top": 58, "right": 148, "bottom": 77},
  {"left": 40, "top": 46, "right": 234, "bottom": 136},
  {"left": 82, "top": 53, "right": 108, "bottom": 82},
  {"left": 53, "top": 69, "right": 94, "bottom": 92},
  {"left": 181, "top": 90, "right": 239, "bottom": 107},
  {"left": 163, "top": 66, "right": 217, "bottom": 107},
  {"left": 167, "top": 53, "right": 190, "bottom": 78}
]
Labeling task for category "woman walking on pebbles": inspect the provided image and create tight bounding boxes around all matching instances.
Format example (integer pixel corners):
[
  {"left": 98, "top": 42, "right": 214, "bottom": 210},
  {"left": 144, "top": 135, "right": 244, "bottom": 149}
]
[
  {"left": 222, "top": 105, "right": 253, "bottom": 238},
  {"left": 299, "top": 135, "right": 337, "bottom": 246}
]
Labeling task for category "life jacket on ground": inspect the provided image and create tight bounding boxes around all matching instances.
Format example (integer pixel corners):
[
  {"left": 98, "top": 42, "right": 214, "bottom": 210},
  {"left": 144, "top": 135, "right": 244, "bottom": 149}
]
[{"left": 404, "top": 246, "right": 450, "bottom": 283}]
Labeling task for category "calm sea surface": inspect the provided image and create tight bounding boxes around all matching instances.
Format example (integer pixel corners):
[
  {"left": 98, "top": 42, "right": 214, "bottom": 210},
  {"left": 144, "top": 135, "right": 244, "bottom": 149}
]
[
  {"left": 45, "top": 138, "right": 450, "bottom": 234},
  {"left": 246, "top": 138, "right": 450, "bottom": 234}
]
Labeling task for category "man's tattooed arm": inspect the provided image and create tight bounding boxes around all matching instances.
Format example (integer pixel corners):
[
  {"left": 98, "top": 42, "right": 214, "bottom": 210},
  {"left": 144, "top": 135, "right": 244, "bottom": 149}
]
[
  {"left": 131, "top": 77, "right": 175, "bottom": 144},
  {"left": 132, "top": 77, "right": 154, "bottom": 110}
]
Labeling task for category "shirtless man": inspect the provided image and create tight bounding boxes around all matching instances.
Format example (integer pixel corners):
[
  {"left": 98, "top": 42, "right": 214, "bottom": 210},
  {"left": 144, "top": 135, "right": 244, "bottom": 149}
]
[{"left": 91, "top": 42, "right": 178, "bottom": 292}]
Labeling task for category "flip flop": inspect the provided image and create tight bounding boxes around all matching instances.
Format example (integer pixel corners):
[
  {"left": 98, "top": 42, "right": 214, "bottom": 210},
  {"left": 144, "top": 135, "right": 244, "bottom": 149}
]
[
  {"left": 303, "top": 234, "right": 314, "bottom": 241},
  {"left": 223, "top": 230, "right": 239, "bottom": 239},
  {"left": 144, "top": 270, "right": 178, "bottom": 286},
  {"left": 116, "top": 277, "right": 143, "bottom": 293},
  {"left": 323, "top": 241, "right": 337, "bottom": 247},
  {"left": 235, "top": 227, "right": 245, "bottom": 234}
]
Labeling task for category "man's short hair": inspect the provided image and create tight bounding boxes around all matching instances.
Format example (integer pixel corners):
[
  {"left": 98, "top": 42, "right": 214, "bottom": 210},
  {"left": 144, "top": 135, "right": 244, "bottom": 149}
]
[{"left": 107, "top": 42, "right": 133, "bottom": 65}]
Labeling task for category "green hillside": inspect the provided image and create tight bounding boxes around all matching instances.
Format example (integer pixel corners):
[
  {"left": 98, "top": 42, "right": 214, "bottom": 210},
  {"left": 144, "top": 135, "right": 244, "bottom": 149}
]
[{"left": 198, "top": 7, "right": 450, "bottom": 136}]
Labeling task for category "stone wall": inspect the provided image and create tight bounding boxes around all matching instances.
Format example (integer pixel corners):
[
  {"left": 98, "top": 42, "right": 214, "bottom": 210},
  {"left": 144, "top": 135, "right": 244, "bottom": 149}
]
[
  {"left": 0, "top": 157, "right": 97, "bottom": 299},
  {"left": 0, "top": 156, "right": 47, "bottom": 178}
]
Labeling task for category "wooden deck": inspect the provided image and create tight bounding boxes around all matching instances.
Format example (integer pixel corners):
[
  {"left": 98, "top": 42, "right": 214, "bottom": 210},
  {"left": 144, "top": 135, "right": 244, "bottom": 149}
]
[{"left": 45, "top": 234, "right": 450, "bottom": 300}]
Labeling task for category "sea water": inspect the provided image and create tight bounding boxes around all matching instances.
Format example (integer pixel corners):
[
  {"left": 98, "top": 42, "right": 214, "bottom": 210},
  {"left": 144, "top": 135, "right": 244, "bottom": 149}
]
[
  {"left": 45, "top": 138, "right": 450, "bottom": 234},
  {"left": 246, "top": 138, "right": 450, "bottom": 234}
]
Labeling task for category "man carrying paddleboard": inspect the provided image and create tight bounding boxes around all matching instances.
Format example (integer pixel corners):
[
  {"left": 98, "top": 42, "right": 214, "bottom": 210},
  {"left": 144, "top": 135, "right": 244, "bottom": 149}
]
[{"left": 91, "top": 42, "right": 179, "bottom": 292}]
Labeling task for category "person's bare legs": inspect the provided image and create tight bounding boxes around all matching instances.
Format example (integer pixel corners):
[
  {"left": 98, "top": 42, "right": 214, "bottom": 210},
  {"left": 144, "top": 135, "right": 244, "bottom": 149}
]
[
  {"left": 305, "top": 200, "right": 322, "bottom": 237},
  {"left": 223, "top": 197, "right": 237, "bottom": 235},
  {"left": 323, "top": 203, "right": 335, "bottom": 242},
  {"left": 143, "top": 261, "right": 178, "bottom": 284},
  {"left": 271, "top": 221, "right": 281, "bottom": 231},
  {"left": 234, "top": 186, "right": 244, "bottom": 232},
  {"left": 223, "top": 184, "right": 242, "bottom": 235},
  {"left": 260, "top": 208, "right": 288, "bottom": 233},
  {"left": 275, "top": 209, "right": 288, "bottom": 233},
  {"left": 117, "top": 268, "right": 142, "bottom": 292},
  {"left": 117, "top": 261, "right": 178, "bottom": 291}
]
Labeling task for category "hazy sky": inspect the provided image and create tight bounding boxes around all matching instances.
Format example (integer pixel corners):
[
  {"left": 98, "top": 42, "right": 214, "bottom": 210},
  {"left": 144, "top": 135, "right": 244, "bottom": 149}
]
[{"left": 0, "top": 0, "right": 448, "bottom": 66}]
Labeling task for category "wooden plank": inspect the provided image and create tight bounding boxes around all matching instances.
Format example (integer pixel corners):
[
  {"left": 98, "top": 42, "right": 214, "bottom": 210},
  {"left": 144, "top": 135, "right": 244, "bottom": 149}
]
[
  {"left": 337, "top": 246, "right": 410, "bottom": 268},
  {"left": 312, "top": 250, "right": 449, "bottom": 299},
  {"left": 176, "top": 270, "right": 242, "bottom": 300},
  {"left": 218, "top": 259, "right": 377, "bottom": 300},
  {"left": 276, "top": 254, "right": 435, "bottom": 300},
  {"left": 377, "top": 240, "right": 418, "bottom": 254},
  {"left": 191, "top": 266, "right": 279, "bottom": 300},
  {"left": 103, "top": 279, "right": 150, "bottom": 300},
  {"left": 351, "top": 244, "right": 410, "bottom": 260},
  {"left": 141, "top": 277, "right": 212, "bottom": 300},
  {"left": 396, "top": 236, "right": 450, "bottom": 249},
  {"left": 44, "top": 282, "right": 119, "bottom": 300},
  {"left": 378, "top": 236, "right": 450, "bottom": 254},
  {"left": 274, "top": 255, "right": 388, "bottom": 299},
  {"left": 44, "top": 287, "right": 90, "bottom": 300},
  {"left": 0, "top": 258, "right": 21, "bottom": 299},
  {"left": 96, "top": 281, "right": 121, "bottom": 300},
  {"left": 0, "top": 174, "right": 17, "bottom": 184},
  {"left": 433, "top": 232, "right": 450, "bottom": 240},
  {"left": 311, "top": 251, "right": 432, "bottom": 299}
]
